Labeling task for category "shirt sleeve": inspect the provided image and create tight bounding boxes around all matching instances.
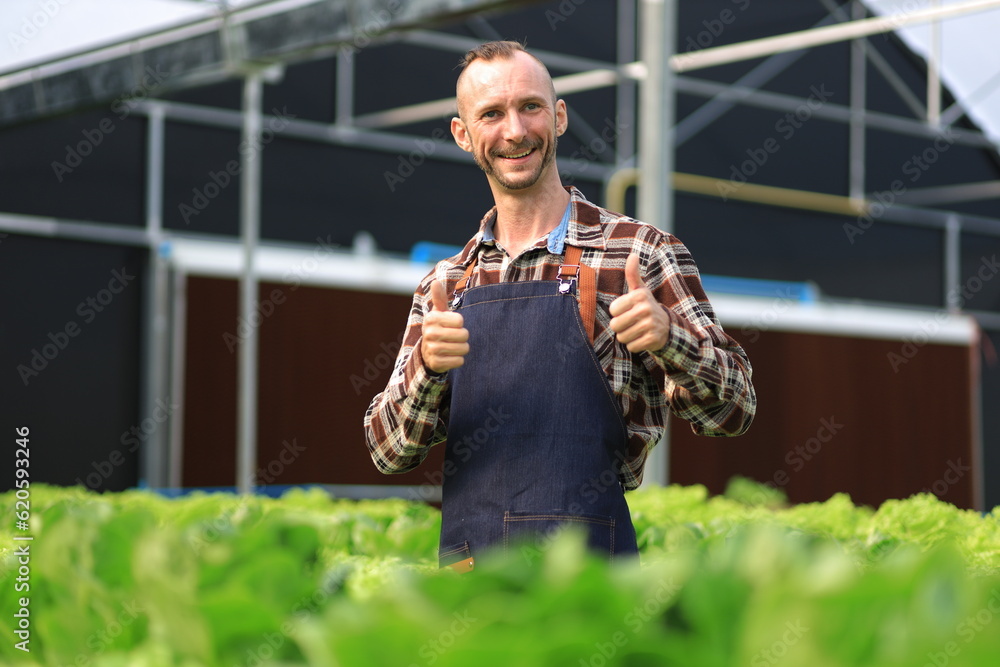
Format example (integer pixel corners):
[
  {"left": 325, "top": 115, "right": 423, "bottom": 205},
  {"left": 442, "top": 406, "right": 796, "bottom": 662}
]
[
  {"left": 643, "top": 232, "right": 757, "bottom": 437},
  {"left": 363, "top": 270, "right": 452, "bottom": 474}
]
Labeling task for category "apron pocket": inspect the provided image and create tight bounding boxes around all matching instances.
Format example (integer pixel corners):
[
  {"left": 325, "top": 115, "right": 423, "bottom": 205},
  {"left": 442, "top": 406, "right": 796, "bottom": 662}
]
[
  {"left": 439, "top": 540, "right": 475, "bottom": 572},
  {"left": 503, "top": 510, "right": 615, "bottom": 560}
]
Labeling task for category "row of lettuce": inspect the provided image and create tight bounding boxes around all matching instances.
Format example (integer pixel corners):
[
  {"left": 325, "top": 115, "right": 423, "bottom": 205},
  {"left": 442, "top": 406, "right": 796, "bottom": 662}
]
[{"left": 1, "top": 481, "right": 998, "bottom": 666}]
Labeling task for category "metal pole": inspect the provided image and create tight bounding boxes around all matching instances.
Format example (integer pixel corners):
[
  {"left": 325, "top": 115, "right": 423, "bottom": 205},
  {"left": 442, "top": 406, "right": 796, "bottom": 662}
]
[
  {"left": 928, "top": 0, "right": 942, "bottom": 127},
  {"left": 638, "top": 0, "right": 676, "bottom": 487},
  {"left": 944, "top": 214, "right": 961, "bottom": 313},
  {"left": 140, "top": 103, "right": 169, "bottom": 488},
  {"left": 615, "top": 0, "right": 638, "bottom": 168},
  {"left": 237, "top": 71, "right": 264, "bottom": 494},
  {"left": 670, "top": 0, "right": 1000, "bottom": 73},
  {"left": 849, "top": 1, "right": 867, "bottom": 201}
]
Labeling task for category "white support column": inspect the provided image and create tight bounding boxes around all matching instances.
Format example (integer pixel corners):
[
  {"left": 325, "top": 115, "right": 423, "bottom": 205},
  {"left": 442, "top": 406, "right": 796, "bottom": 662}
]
[
  {"left": 638, "top": 0, "right": 676, "bottom": 487},
  {"left": 237, "top": 71, "right": 264, "bottom": 495}
]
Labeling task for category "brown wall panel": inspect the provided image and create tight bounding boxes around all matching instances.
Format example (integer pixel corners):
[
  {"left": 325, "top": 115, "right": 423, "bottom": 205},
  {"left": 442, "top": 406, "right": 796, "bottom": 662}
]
[
  {"left": 184, "top": 276, "right": 976, "bottom": 510},
  {"left": 182, "top": 276, "right": 445, "bottom": 490},
  {"left": 670, "top": 329, "right": 976, "bottom": 510}
]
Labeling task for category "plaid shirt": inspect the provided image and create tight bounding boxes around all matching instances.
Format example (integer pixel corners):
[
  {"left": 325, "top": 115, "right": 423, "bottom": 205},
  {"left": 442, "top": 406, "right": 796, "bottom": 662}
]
[{"left": 364, "top": 186, "right": 755, "bottom": 490}]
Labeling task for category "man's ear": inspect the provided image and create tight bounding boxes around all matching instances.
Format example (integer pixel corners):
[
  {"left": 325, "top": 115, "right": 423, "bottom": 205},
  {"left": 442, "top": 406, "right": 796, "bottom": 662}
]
[
  {"left": 555, "top": 98, "right": 568, "bottom": 137},
  {"left": 451, "top": 116, "right": 473, "bottom": 153}
]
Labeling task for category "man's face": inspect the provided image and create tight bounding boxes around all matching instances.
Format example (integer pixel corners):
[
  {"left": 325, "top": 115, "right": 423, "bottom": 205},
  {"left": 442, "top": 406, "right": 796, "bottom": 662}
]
[{"left": 452, "top": 52, "right": 567, "bottom": 192}]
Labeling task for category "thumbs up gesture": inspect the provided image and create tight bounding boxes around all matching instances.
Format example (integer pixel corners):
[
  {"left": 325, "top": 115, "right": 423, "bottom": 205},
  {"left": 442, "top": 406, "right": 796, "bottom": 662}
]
[
  {"left": 420, "top": 280, "right": 470, "bottom": 374},
  {"left": 609, "top": 254, "right": 671, "bottom": 353}
]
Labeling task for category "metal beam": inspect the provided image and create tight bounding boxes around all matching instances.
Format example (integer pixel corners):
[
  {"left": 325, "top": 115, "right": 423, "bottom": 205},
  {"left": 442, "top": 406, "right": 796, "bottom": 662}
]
[
  {"left": 669, "top": 0, "right": 1000, "bottom": 73},
  {"left": 818, "top": 0, "right": 926, "bottom": 120},
  {"left": 673, "top": 76, "right": 997, "bottom": 149},
  {"left": 0, "top": 0, "right": 544, "bottom": 127},
  {"left": 129, "top": 98, "right": 616, "bottom": 182},
  {"left": 675, "top": 5, "right": 845, "bottom": 148},
  {"left": 889, "top": 180, "right": 1000, "bottom": 206}
]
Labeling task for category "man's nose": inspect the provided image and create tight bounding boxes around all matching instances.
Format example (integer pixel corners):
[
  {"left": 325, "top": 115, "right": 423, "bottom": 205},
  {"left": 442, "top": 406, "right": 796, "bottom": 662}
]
[{"left": 502, "top": 112, "right": 527, "bottom": 143}]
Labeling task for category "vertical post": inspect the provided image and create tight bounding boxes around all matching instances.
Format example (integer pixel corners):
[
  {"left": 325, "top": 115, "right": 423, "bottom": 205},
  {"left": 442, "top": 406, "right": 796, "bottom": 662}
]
[
  {"left": 168, "top": 270, "right": 187, "bottom": 488},
  {"left": 944, "top": 214, "right": 961, "bottom": 313},
  {"left": 336, "top": 46, "right": 355, "bottom": 128},
  {"left": 615, "top": 0, "right": 638, "bottom": 169},
  {"left": 638, "top": 0, "right": 676, "bottom": 487},
  {"left": 849, "top": 1, "right": 867, "bottom": 202},
  {"left": 140, "top": 103, "right": 169, "bottom": 488},
  {"left": 237, "top": 72, "right": 264, "bottom": 494},
  {"left": 927, "top": 0, "right": 942, "bottom": 127}
]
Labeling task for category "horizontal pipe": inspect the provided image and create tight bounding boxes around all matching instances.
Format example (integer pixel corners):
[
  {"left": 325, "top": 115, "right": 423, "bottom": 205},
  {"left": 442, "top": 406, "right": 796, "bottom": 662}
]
[{"left": 669, "top": 0, "right": 1000, "bottom": 72}]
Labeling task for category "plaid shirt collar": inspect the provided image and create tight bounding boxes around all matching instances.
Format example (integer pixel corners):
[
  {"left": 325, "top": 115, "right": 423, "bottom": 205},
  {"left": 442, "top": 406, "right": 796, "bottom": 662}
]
[{"left": 460, "top": 186, "right": 610, "bottom": 266}]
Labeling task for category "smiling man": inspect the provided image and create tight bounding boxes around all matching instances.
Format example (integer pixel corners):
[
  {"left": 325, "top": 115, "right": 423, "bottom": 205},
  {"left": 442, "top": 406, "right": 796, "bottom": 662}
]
[{"left": 364, "top": 41, "right": 756, "bottom": 570}]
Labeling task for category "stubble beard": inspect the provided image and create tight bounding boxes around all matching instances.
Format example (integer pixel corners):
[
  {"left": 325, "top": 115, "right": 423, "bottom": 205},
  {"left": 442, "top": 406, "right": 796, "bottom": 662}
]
[{"left": 472, "top": 134, "right": 558, "bottom": 191}]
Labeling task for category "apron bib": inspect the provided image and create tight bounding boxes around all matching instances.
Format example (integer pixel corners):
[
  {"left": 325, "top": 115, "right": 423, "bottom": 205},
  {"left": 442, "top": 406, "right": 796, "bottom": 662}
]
[{"left": 438, "top": 248, "right": 638, "bottom": 569}]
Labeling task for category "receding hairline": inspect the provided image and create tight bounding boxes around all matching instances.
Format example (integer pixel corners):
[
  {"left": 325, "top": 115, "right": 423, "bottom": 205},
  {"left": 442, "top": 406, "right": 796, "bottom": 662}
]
[{"left": 455, "top": 41, "right": 557, "bottom": 118}]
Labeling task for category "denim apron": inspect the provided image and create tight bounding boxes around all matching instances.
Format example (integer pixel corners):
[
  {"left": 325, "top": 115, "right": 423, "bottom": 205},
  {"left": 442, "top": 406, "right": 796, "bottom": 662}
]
[{"left": 438, "top": 246, "right": 639, "bottom": 570}]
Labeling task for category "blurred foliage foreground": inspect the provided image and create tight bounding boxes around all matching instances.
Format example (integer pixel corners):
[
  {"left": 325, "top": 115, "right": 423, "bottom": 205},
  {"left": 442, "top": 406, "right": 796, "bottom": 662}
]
[{"left": 2, "top": 480, "right": 1000, "bottom": 667}]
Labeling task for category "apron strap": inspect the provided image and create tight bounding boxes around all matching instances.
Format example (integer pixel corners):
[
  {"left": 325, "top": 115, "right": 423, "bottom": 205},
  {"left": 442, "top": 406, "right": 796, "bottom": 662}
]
[
  {"left": 451, "top": 258, "right": 479, "bottom": 309},
  {"left": 451, "top": 246, "right": 596, "bottom": 345},
  {"left": 559, "top": 245, "right": 596, "bottom": 345}
]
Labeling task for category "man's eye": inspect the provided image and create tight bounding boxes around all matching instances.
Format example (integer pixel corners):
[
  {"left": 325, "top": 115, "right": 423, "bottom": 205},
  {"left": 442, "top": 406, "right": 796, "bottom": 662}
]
[
  {"left": 483, "top": 110, "right": 499, "bottom": 119},
  {"left": 525, "top": 103, "right": 540, "bottom": 110}
]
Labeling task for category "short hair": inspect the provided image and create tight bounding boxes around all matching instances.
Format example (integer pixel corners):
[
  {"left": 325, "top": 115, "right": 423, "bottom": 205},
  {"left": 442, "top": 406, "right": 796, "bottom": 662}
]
[
  {"left": 457, "top": 40, "right": 531, "bottom": 72},
  {"left": 455, "top": 40, "right": 556, "bottom": 117}
]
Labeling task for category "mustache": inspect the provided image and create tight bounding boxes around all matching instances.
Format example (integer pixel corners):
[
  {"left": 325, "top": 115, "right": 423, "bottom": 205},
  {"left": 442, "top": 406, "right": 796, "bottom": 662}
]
[{"left": 490, "top": 139, "right": 542, "bottom": 158}]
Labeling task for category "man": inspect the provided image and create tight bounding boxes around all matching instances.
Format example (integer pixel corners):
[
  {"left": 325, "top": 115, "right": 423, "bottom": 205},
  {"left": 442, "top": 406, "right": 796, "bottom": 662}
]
[{"left": 364, "top": 41, "right": 755, "bottom": 570}]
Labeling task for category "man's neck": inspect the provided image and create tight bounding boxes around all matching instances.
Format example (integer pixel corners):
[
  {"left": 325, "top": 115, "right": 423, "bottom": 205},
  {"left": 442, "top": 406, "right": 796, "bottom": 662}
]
[{"left": 489, "top": 178, "right": 570, "bottom": 258}]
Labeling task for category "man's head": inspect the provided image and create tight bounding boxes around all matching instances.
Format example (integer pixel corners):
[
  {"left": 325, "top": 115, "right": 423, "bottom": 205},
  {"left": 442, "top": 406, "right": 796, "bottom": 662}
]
[{"left": 451, "top": 41, "right": 567, "bottom": 193}]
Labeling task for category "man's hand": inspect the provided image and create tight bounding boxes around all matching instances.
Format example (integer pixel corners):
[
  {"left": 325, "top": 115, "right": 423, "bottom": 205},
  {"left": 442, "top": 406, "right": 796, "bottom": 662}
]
[
  {"left": 421, "top": 280, "right": 470, "bottom": 374},
  {"left": 609, "top": 254, "right": 671, "bottom": 353}
]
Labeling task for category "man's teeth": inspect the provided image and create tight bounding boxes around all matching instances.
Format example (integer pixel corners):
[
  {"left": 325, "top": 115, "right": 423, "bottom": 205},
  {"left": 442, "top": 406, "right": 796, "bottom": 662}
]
[{"left": 503, "top": 149, "right": 532, "bottom": 158}]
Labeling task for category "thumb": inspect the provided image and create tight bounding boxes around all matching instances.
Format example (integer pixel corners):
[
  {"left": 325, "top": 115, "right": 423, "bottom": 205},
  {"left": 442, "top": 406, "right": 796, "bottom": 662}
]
[
  {"left": 429, "top": 279, "right": 449, "bottom": 312},
  {"left": 625, "top": 253, "right": 645, "bottom": 291}
]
